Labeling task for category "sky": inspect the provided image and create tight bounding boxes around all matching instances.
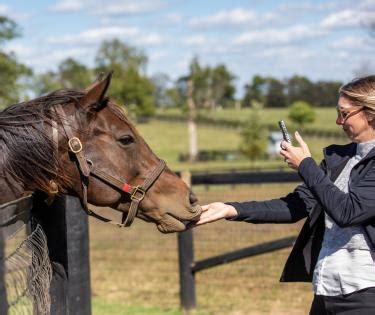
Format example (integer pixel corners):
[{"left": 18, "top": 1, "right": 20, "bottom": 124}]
[{"left": 1, "top": 0, "right": 374, "bottom": 96}]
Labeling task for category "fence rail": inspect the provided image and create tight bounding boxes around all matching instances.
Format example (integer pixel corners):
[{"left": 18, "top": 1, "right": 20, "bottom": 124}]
[{"left": 178, "top": 169, "right": 301, "bottom": 311}]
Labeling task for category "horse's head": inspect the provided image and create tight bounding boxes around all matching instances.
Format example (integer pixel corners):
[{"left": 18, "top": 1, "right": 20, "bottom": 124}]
[{"left": 54, "top": 74, "right": 201, "bottom": 233}]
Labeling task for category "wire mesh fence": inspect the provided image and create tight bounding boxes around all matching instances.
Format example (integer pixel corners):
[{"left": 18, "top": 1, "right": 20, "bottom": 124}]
[{"left": 5, "top": 224, "right": 52, "bottom": 315}]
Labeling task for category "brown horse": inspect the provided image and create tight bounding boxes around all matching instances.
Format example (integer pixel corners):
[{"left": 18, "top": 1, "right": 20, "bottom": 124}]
[{"left": 0, "top": 73, "right": 201, "bottom": 233}]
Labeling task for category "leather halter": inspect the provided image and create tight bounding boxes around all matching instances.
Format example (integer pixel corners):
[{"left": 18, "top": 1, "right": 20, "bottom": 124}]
[{"left": 54, "top": 106, "right": 166, "bottom": 228}]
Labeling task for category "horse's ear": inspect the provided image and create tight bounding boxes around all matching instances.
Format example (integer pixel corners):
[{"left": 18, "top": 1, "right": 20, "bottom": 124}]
[{"left": 81, "top": 72, "right": 113, "bottom": 110}]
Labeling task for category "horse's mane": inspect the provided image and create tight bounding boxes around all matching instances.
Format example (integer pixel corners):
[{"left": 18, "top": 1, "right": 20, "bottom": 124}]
[{"left": 0, "top": 89, "right": 85, "bottom": 193}]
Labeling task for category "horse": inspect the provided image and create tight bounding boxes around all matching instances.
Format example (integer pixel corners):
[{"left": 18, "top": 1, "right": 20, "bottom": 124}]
[{"left": 0, "top": 73, "right": 201, "bottom": 233}]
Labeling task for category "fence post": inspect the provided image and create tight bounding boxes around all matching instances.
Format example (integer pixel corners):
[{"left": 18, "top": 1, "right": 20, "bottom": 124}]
[
  {"left": 178, "top": 171, "right": 196, "bottom": 312},
  {"left": 33, "top": 194, "right": 91, "bottom": 315},
  {"left": 0, "top": 228, "right": 7, "bottom": 315}
]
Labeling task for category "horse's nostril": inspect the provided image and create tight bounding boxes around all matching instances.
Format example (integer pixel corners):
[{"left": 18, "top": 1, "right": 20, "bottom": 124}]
[{"left": 189, "top": 191, "right": 198, "bottom": 205}]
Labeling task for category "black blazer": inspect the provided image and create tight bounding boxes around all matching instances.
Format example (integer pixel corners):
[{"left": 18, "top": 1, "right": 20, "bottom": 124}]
[{"left": 228, "top": 143, "right": 375, "bottom": 282}]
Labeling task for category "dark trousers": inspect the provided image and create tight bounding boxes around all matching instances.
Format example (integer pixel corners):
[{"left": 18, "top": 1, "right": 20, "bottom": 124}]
[{"left": 309, "top": 287, "right": 375, "bottom": 315}]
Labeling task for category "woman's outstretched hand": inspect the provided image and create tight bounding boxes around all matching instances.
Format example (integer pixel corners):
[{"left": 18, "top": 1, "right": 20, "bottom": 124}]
[
  {"left": 188, "top": 202, "right": 238, "bottom": 228},
  {"left": 280, "top": 131, "right": 311, "bottom": 170}
]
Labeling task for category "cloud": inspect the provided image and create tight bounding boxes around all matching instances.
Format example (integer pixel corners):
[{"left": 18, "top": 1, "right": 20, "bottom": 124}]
[
  {"left": 49, "top": 0, "right": 85, "bottom": 13},
  {"left": 183, "top": 35, "right": 208, "bottom": 46},
  {"left": 46, "top": 25, "right": 163, "bottom": 46},
  {"left": 321, "top": 9, "right": 375, "bottom": 29},
  {"left": 189, "top": 8, "right": 259, "bottom": 28},
  {"left": 0, "top": 4, "right": 9, "bottom": 14},
  {"left": 277, "top": 1, "right": 339, "bottom": 13},
  {"left": 50, "top": 0, "right": 166, "bottom": 15},
  {"left": 162, "top": 13, "right": 183, "bottom": 24},
  {"left": 4, "top": 43, "right": 36, "bottom": 59},
  {"left": 5, "top": 42, "right": 92, "bottom": 72},
  {"left": 330, "top": 36, "right": 366, "bottom": 50},
  {"left": 91, "top": 1, "right": 166, "bottom": 16},
  {"left": 232, "top": 25, "right": 327, "bottom": 45},
  {"left": 148, "top": 50, "right": 167, "bottom": 62},
  {"left": 46, "top": 26, "right": 140, "bottom": 45},
  {"left": 321, "top": 10, "right": 360, "bottom": 29},
  {"left": 0, "top": 4, "right": 31, "bottom": 21},
  {"left": 138, "top": 33, "right": 164, "bottom": 45}
]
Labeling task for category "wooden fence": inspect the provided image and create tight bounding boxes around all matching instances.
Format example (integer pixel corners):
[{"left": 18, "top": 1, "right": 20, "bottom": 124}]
[
  {"left": 0, "top": 194, "right": 91, "bottom": 315},
  {"left": 178, "top": 169, "right": 302, "bottom": 311}
]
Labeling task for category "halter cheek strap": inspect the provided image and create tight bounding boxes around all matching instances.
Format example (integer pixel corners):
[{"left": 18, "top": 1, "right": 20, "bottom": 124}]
[{"left": 54, "top": 106, "right": 166, "bottom": 228}]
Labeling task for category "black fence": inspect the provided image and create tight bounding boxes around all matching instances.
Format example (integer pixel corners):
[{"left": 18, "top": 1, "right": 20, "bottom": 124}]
[
  {"left": 177, "top": 170, "right": 301, "bottom": 311},
  {"left": 0, "top": 194, "right": 91, "bottom": 315}
]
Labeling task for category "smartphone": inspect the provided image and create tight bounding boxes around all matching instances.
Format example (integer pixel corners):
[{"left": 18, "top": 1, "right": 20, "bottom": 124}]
[{"left": 278, "top": 120, "right": 292, "bottom": 144}]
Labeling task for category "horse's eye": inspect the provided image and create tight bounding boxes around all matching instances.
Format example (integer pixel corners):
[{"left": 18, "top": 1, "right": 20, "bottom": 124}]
[{"left": 118, "top": 135, "right": 134, "bottom": 146}]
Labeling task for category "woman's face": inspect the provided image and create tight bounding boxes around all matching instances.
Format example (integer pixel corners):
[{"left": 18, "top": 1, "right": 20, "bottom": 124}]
[{"left": 336, "top": 95, "right": 375, "bottom": 143}]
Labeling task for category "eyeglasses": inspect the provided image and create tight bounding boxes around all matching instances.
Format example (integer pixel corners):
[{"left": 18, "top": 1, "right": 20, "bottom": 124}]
[{"left": 336, "top": 107, "right": 364, "bottom": 124}]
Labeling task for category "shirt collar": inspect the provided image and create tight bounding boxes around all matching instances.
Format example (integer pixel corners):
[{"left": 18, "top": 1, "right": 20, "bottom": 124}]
[{"left": 356, "top": 139, "right": 375, "bottom": 158}]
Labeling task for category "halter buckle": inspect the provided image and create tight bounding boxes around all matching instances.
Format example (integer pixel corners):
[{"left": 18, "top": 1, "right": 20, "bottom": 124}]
[
  {"left": 130, "top": 186, "right": 146, "bottom": 202},
  {"left": 68, "top": 137, "right": 83, "bottom": 153}
]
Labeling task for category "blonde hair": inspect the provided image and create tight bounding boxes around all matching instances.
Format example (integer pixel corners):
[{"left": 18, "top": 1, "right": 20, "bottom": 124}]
[{"left": 339, "top": 75, "right": 375, "bottom": 119}]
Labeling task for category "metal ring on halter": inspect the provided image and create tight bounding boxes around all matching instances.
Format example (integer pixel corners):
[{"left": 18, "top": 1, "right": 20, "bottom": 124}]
[
  {"left": 68, "top": 137, "right": 83, "bottom": 153},
  {"left": 130, "top": 186, "right": 146, "bottom": 202},
  {"left": 86, "top": 159, "right": 94, "bottom": 170}
]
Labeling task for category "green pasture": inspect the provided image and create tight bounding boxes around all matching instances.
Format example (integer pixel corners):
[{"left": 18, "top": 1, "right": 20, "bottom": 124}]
[
  {"left": 157, "top": 106, "right": 339, "bottom": 132},
  {"left": 135, "top": 117, "right": 347, "bottom": 173}
]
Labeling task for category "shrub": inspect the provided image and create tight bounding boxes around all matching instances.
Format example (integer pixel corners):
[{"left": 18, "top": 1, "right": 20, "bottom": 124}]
[
  {"left": 288, "top": 101, "right": 315, "bottom": 127},
  {"left": 239, "top": 105, "right": 266, "bottom": 161}
]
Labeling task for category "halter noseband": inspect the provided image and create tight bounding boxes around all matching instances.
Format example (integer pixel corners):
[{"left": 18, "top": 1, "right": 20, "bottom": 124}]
[{"left": 54, "top": 106, "right": 166, "bottom": 228}]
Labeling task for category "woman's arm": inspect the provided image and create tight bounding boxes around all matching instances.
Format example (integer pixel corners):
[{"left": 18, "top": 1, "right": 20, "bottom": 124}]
[
  {"left": 191, "top": 183, "right": 315, "bottom": 227},
  {"left": 298, "top": 157, "right": 375, "bottom": 227}
]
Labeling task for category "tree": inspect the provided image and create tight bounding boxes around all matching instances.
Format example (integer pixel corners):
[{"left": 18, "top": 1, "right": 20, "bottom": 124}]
[
  {"left": 288, "top": 101, "right": 315, "bottom": 128},
  {"left": 265, "top": 78, "right": 286, "bottom": 107},
  {"left": 188, "top": 56, "right": 211, "bottom": 109},
  {"left": 313, "top": 81, "right": 342, "bottom": 107},
  {"left": 94, "top": 39, "right": 155, "bottom": 117},
  {"left": 58, "top": 58, "right": 92, "bottom": 89},
  {"left": 210, "top": 64, "right": 236, "bottom": 108},
  {"left": 185, "top": 57, "right": 236, "bottom": 110},
  {"left": 243, "top": 75, "right": 286, "bottom": 108},
  {"left": 239, "top": 104, "right": 266, "bottom": 160},
  {"left": 0, "top": 16, "right": 19, "bottom": 44},
  {"left": 32, "top": 58, "right": 92, "bottom": 96},
  {"left": 242, "top": 75, "right": 267, "bottom": 107},
  {"left": 151, "top": 73, "right": 173, "bottom": 108},
  {"left": 285, "top": 75, "right": 315, "bottom": 105},
  {"left": 0, "top": 16, "right": 32, "bottom": 108},
  {"left": 33, "top": 71, "right": 61, "bottom": 96}
]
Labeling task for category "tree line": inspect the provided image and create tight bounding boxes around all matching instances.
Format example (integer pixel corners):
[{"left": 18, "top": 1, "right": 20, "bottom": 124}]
[{"left": 1, "top": 15, "right": 374, "bottom": 114}]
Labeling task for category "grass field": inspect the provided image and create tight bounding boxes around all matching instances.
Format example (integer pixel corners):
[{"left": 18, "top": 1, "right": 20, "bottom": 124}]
[
  {"left": 157, "top": 107, "right": 340, "bottom": 132},
  {"left": 90, "top": 183, "right": 312, "bottom": 315},
  {"left": 135, "top": 119, "right": 347, "bottom": 172}
]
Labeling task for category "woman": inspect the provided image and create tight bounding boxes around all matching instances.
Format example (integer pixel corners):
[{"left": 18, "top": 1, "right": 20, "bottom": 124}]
[{"left": 192, "top": 75, "right": 375, "bottom": 314}]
